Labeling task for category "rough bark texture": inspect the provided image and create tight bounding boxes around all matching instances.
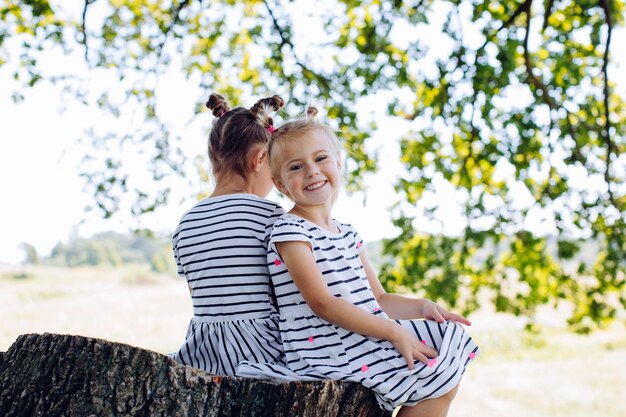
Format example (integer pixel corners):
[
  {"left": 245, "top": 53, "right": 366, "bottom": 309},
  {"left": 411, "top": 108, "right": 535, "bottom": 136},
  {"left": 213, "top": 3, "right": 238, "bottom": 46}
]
[{"left": 0, "top": 333, "right": 390, "bottom": 417}]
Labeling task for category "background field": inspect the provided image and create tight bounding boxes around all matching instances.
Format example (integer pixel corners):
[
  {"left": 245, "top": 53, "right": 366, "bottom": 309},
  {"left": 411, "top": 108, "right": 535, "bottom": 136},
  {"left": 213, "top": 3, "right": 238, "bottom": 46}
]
[{"left": 2, "top": 264, "right": 625, "bottom": 417}]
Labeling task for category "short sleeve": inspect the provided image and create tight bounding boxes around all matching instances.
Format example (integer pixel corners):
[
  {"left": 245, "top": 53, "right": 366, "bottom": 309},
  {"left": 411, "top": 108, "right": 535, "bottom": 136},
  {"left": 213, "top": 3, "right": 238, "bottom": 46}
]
[
  {"left": 263, "top": 203, "right": 287, "bottom": 249},
  {"left": 354, "top": 227, "right": 365, "bottom": 253},
  {"left": 172, "top": 237, "right": 185, "bottom": 277},
  {"left": 342, "top": 222, "right": 364, "bottom": 254},
  {"left": 268, "top": 216, "right": 315, "bottom": 260}
]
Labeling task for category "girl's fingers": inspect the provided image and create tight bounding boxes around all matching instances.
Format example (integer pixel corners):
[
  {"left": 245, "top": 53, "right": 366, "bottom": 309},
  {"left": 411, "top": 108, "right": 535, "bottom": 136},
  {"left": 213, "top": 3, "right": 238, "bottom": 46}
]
[
  {"left": 396, "top": 335, "right": 440, "bottom": 369},
  {"left": 413, "top": 342, "right": 436, "bottom": 364},
  {"left": 447, "top": 312, "right": 471, "bottom": 326},
  {"left": 432, "top": 310, "right": 446, "bottom": 322},
  {"left": 419, "top": 344, "right": 437, "bottom": 357},
  {"left": 414, "top": 350, "right": 429, "bottom": 364},
  {"left": 403, "top": 352, "right": 415, "bottom": 370}
]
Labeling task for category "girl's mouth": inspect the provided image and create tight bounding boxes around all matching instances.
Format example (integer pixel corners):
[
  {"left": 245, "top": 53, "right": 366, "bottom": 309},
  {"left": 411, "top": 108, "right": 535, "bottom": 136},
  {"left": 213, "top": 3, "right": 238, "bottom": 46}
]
[{"left": 305, "top": 180, "right": 327, "bottom": 191}]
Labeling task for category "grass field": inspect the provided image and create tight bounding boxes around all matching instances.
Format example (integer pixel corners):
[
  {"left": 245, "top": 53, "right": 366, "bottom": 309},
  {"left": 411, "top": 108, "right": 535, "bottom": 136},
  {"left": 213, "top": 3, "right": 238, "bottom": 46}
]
[{"left": 1, "top": 264, "right": 625, "bottom": 417}]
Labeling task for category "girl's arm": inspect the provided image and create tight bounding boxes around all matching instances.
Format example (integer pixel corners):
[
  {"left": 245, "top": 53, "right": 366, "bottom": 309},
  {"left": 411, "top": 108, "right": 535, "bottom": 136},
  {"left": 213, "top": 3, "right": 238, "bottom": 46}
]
[
  {"left": 277, "top": 240, "right": 437, "bottom": 369},
  {"left": 360, "top": 251, "right": 472, "bottom": 326}
]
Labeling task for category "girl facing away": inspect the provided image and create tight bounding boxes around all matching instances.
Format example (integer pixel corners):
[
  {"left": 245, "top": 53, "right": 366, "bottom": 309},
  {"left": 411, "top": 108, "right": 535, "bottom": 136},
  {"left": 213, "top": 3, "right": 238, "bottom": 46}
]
[
  {"left": 242, "top": 107, "right": 479, "bottom": 417},
  {"left": 170, "top": 93, "right": 288, "bottom": 375}
]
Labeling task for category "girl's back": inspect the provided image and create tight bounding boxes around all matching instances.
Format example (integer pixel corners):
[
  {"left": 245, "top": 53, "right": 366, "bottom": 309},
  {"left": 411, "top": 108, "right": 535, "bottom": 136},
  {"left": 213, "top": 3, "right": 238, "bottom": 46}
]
[
  {"left": 174, "top": 194, "right": 283, "bottom": 319},
  {"left": 171, "top": 93, "right": 286, "bottom": 376},
  {"left": 171, "top": 193, "right": 285, "bottom": 374}
]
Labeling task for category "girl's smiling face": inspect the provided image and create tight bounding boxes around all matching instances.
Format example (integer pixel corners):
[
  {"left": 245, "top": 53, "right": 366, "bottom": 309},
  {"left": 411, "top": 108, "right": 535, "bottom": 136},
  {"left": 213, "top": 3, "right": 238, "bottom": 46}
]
[{"left": 273, "top": 128, "right": 341, "bottom": 207}]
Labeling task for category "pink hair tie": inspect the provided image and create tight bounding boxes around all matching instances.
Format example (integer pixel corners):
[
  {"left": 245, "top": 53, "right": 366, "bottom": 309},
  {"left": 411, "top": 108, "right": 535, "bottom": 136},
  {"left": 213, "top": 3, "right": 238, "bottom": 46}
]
[
  {"left": 212, "top": 109, "right": 227, "bottom": 126},
  {"left": 267, "top": 125, "right": 275, "bottom": 134}
]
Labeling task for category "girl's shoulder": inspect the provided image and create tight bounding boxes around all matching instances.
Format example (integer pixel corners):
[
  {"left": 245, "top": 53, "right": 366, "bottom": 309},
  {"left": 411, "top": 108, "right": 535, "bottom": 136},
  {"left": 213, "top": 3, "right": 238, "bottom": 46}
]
[
  {"left": 273, "top": 213, "right": 309, "bottom": 230},
  {"left": 183, "top": 194, "right": 282, "bottom": 216},
  {"left": 174, "top": 194, "right": 284, "bottom": 236},
  {"left": 273, "top": 214, "right": 357, "bottom": 238},
  {"left": 267, "top": 214, "right": 317, "bottom": 248},
  {"left": 335, "top": 219, "right": 356, "bottom": 232}
]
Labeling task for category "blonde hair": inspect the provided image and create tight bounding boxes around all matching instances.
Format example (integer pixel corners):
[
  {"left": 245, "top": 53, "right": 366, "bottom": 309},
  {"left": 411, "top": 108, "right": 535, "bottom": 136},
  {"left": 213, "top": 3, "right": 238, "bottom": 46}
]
[
  {"left": 268, "top": 106, "right": 342, "bottom": 201},
  {"left": 268, "top": 106, "right": 341, "bottom": 178}
]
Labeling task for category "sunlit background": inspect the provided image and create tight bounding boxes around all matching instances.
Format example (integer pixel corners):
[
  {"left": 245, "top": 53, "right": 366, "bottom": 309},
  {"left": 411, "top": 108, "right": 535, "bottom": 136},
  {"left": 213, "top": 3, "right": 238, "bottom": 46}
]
[{"left": 1, "top": 2, "right": 625, "bottom": 416}]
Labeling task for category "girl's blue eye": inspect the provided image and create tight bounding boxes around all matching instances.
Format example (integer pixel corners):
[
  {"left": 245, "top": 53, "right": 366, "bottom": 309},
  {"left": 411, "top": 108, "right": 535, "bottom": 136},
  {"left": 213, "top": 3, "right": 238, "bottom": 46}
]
[
  {"left": 316, "top": 155, "right": 328, "bottom": 162},
  {"left": 289, "top": 164, "right": 302, "bottom": 171}
]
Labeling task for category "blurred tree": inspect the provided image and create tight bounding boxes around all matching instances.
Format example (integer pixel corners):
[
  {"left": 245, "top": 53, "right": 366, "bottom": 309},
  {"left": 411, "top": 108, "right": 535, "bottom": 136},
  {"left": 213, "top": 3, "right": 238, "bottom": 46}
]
[
  {"left": 2, "top": 0, "right": 624, "bottom": 331},
  {"left": 45, "top": 231, "right": 176, "bottom": 272},
  {"left": 18, "top": 242, "right": 38, "bottom": 264}
]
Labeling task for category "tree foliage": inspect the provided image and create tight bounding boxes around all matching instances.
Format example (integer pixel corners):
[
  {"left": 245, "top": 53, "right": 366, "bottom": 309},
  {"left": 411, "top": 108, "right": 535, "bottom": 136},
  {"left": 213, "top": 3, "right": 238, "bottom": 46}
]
[
  {"left": 48, "top": 231, "right": 176, "bottom": 272},
  {"left": 2, "top": 0, "right": 624, "bottom": 331},
  {"left": 18, "top": 242, "right": 39, "bottom": 264}
]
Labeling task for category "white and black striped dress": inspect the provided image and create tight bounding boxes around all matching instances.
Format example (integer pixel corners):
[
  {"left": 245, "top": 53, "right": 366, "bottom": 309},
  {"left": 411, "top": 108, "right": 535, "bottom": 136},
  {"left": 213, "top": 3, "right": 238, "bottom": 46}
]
[
  {"left": 239, "top": 214, "right": 479, "bottom": 411},
  {"left": 170, "top": 194, "right": 286, "bottom": 375}
]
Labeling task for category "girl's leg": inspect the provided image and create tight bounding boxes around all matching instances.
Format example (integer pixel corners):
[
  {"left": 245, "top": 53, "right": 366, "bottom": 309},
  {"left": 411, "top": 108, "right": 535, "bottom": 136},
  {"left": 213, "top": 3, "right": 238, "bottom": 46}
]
[
  {"left": 438, "top": 384, "right": 460, "bottom": 417},
  {"left": 395, "top": 384, "right": 459, "bottom": 417}
]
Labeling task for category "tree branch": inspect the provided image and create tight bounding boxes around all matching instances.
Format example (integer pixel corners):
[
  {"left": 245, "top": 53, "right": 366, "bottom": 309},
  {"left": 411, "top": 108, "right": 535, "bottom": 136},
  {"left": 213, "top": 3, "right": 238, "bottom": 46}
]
[
  {"left": 542, "top": 0, "right": 555, "bottom": 32},
  {"left": 477, "top": 0, "right": 534, "bottom": 51},
  {"left": 598, "top": 0, "right": 618, "bottom": 211},
  {"left": 518, "top": 5, "right": 580, "bottom": 210},
  {"left": 412, "top": 0, "right": 427, "bottom": 13},
  {"left": 519, "top": 4, "right": 589, "bottom": 164},
  {"left": 155, "top": 0, "right": 191, "bottom": 62},
  {"left": 263, "top": 0, "right": 333, "bottom": 93},
  {"left": 522, "top": 6, "right": 557, "bottom": 110},
  {"left": 473, "top": 0, "right": 591, "bottom": 156},
  {"left": 80, "top": 0, "right": 96, "bottom": 62}
]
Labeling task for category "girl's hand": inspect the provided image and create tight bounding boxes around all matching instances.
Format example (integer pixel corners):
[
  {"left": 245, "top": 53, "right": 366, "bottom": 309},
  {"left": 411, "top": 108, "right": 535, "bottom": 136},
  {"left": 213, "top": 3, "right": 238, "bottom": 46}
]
[
  {"left": 422, "top": 300, "right": 472, "bottom": 326},
  {"left": 389, "top": 324, "right": 438, "bottom": 369}
]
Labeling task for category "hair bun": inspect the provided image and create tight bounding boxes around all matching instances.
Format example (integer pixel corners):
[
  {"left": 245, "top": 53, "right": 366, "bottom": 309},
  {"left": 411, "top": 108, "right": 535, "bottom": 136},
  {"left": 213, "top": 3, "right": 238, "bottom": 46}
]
[
  {"left": 250, "top": 95, "right": 285, "bottom": 115},
  {"left": 206, "top": 93, "right": 231, "bottom": 117},
  {"left": 269, "top": 95, "right": 285, "bottom": 111},
  {"left": 249, "top": 95, "right": 285, "bottom": 128}
]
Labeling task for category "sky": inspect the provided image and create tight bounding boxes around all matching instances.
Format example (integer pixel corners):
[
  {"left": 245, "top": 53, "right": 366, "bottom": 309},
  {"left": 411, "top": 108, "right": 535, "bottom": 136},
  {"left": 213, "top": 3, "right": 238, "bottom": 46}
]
[{"left": 0, "top": 3, "right": 624, "bottom": 265}]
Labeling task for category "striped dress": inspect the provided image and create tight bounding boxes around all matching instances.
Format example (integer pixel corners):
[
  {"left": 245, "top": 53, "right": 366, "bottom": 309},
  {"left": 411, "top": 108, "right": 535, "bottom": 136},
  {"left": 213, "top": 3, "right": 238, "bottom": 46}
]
[
  {"left": 239, "top": 214, "right": 479, "bottom": 411},
  {"left": 170, "top": 194, "right": 286, "bottom": 375}
]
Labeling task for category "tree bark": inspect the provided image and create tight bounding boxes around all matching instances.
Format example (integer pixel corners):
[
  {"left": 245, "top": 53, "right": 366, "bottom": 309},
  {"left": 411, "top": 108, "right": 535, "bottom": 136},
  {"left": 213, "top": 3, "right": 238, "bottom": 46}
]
[{"left": 0, "top": 333, "right": 390, "bottom": 417}]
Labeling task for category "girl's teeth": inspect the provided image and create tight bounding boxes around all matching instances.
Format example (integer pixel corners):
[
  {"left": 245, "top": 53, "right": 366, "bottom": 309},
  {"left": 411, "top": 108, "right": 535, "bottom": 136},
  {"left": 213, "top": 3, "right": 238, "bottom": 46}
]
[{"left": 306, "top": 181, "right": 325, "bottom": 190}]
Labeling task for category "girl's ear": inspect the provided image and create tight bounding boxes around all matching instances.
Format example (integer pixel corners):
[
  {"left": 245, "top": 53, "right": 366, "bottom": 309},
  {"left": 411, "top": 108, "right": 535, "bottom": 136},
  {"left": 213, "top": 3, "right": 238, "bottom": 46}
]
[
  {"left": 250, "top": 147, "right": 267, "bottom": 173},
  {"left": 273, "top": 177, "right": 288, "bottom": 195}
]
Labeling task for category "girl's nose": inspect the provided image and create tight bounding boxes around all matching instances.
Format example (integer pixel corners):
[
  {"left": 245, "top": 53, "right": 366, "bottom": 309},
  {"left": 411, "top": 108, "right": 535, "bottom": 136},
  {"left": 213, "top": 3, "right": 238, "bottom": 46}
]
[{"left": 306, "top": 164, "right": 319, "bottom": 177}]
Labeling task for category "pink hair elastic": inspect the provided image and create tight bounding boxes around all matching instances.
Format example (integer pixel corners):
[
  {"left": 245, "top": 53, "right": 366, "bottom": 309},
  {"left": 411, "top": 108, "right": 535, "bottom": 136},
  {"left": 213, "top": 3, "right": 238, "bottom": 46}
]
[
  {"left": 267, "top": 125, "right": 276, "bottom": 134},
  {"left": 212, "top": 109, "right": 227, "bottom": 126}
]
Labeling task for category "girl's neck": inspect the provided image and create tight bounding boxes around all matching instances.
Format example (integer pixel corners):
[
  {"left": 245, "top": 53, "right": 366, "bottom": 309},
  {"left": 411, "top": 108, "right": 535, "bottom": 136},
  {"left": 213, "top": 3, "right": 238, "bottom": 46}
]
[
  {"left": 289, "top": 204, "right": 338, "bottom": 233},
  {"left": 211, "top": 175, "right": 252, "bottom": 197}
]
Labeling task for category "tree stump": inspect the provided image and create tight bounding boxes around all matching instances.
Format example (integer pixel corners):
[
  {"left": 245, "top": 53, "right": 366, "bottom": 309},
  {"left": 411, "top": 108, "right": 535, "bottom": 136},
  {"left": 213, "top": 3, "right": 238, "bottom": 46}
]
[{"left": 0, "top": 333, "right": 390, "bottom": 417}]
